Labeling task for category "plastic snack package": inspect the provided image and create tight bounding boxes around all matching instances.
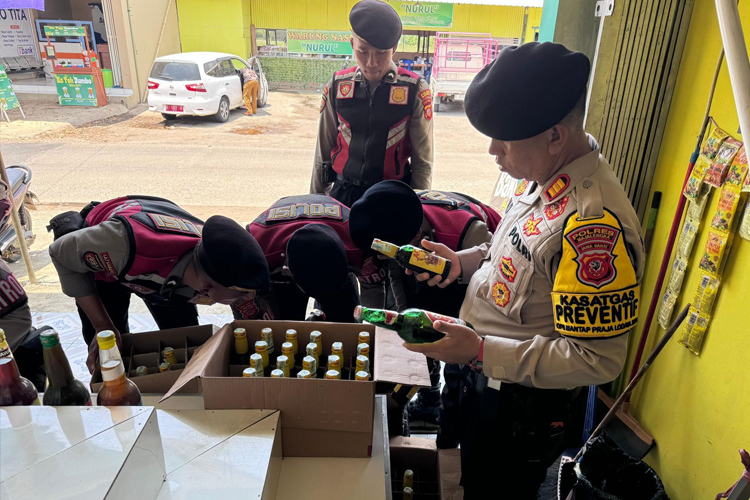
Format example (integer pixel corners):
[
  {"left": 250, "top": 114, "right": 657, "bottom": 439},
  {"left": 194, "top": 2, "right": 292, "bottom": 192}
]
[
  {"left": 684, "top": 157, "right": 710, "bottom": 202},
  {"left": 698, "top": 230, "right": 732, "bottom": 276},
  {"left": 667, "top": 256, "right": 689, "bottom": 293},
  {"left": 676, "top": 216, "right": 700, "bottom": 258},
  {"left": 678, "top": 306, "right": 700, "bottom": 348},
  {"left": 687, "top": 183, "right": 711, "bottom": 219},
  {"left": 705, "top": 138, "right": 743, "bottom": 188},
  {"left": 700, "top": 122, "right": 729, "bottom": 161},
  {"left": 726, "top": 146, "right": 747, "bottom": 187},
  {"left": 657, "top": 289, "right": 677, "bottom": 330},
  {"left": 686, "top": 311, "right": 711, "bottom": 356},
  {"left": 710, "top": 185, "right": 742, "bottom": 232},
  {"left": 692, "top": 273, "right": 721, "bottom": 314},
  {"left": 739, "top": 197, "right": 750, "bottom": 241}
]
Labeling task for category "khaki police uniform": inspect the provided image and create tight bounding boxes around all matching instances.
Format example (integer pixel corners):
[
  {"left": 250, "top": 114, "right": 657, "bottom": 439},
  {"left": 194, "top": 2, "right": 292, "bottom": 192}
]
[{"left": 455, "top": 141, "right": 645, "bottom": 497}]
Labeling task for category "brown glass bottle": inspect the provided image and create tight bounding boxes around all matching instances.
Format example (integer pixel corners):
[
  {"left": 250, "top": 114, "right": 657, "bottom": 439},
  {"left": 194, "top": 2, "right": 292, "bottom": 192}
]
[
  {"left": 0, "top": 329, "right": 39, "bottom": 405},
  {"left": 42, "top": 330, "right": 91, "bottom": 406},
  {"left": 96, "top": 331, "right": 142, "bottom": 406}
]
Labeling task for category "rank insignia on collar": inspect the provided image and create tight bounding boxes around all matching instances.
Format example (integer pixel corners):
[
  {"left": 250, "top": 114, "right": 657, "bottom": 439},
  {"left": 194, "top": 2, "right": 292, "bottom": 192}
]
[
  {"left": 389, "top": 86, "right": 409, "bottom": 105},
  {"left": 337, "top": 81, "right": 354, "bottom": 99},
  {"left": 545, "top": 174, "right": 571, "bottom": 202},
  {"left": 544, "top": 195, "right": 570, "bottom": 220},
  {"left": 523, "top": 213, "right": 543, "bottom": 237}
]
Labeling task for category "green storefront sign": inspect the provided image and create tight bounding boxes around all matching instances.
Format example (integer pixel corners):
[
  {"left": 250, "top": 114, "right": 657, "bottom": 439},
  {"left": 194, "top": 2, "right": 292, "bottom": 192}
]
[
  {"left": 287, "top": 30, "right": 353, "bottom": 55},
  {"left": 387, "top": 1, "right": 454, "bottom": 28},
  {"left": 44, "top": 25, "right": 87, "bottom": 37},
  {"left": 54, "top": 73, "right": 97, "bottom": 106},
  {"left": 0, "top": 65, "right": 21, "bottom": 111}
]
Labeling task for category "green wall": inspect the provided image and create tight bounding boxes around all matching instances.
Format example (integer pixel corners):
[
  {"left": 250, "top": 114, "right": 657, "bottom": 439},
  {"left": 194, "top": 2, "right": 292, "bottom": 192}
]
[{"left": 260, "top": 57, "right": 354, "bottom": 90}]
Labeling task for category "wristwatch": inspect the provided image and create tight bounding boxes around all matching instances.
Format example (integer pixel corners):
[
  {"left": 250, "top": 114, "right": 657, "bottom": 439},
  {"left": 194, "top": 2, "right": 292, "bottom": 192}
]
[{"left": 469, "top": 336, "right": 485, "bottom": 372}]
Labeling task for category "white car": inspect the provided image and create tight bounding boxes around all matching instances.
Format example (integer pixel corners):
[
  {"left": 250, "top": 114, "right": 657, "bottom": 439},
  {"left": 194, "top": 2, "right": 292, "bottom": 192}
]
[{"left": 147, "top": 52, "right": 269, "bottom": 122}]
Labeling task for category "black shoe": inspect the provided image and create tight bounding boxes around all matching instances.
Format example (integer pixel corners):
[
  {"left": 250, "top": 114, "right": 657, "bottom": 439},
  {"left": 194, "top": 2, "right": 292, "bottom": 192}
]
[{"left": 407, "top": 398, "right": 440, "bottom": 430}]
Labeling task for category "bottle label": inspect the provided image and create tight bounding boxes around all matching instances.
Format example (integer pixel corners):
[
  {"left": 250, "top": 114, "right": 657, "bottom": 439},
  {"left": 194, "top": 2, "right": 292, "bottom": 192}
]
[
  {"left": 383, "top": 310, "right": 398, "bottom": 325},
  {"left": 101, "top": 360, "right": 125, "bottom": 382},
  {"left": 409, "top": 248, "right": 447, "bottom": 275},
  {"left": 424, "top": 311, "right": 466, "bottom": 326},
  {"left": 0, "top": 345, "right": 11, "bottom": 358}
]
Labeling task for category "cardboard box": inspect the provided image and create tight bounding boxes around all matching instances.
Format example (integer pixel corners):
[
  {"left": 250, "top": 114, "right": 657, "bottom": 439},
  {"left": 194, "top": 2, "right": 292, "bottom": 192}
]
[
  {"left": 90, "top": 325, "right": 217, "bottom": 394},
  {"left": 389, "top": 436, "right": 440, "bottom": 499},
  {"left": 438, "top": 448, "right": 463, "bottom": 500},
  {"left": 162, "top": 320, "right": 430, "bottom": 458}
]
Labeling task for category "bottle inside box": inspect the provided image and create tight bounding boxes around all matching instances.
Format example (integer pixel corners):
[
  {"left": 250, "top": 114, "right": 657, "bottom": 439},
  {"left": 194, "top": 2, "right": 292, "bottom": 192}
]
[
  {"left": 391, "top": 467, "right": 440, "bottom": 499},
  {"left": 127, "top": 338, "right": 201, "bottom": 377}
]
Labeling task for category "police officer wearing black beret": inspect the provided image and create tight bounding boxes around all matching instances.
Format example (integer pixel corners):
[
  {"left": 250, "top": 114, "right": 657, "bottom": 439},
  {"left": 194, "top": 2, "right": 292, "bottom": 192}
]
[
  {"left": 403, "top": 43, "right": 646, "bottom": 498},
  {"left": 311, "top": 0, "right": 434, "bottom": 207},
  {"left": 49, "top": 196, "right": 274, "bottom": 371}
]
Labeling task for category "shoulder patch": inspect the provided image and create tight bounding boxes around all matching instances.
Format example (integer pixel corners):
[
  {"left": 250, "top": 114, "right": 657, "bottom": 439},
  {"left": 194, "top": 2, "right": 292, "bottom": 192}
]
[
  {"left": 545, "top": 174, "right": 570, "bottom": 202},
  {"left": 337, "top": 81, "right": 354, "bottom": 99},
  {"left": 320, "top": 86, "right": 328, "bottom": 113},
  {"left": 83, "top": 252, "right": 105, "bottom": 272},
  {"left": 389, "top": 86, "right": 409, "bottom": 105},
  {"left": 418, "top": 88, "right": 432, "bottom": 120}
]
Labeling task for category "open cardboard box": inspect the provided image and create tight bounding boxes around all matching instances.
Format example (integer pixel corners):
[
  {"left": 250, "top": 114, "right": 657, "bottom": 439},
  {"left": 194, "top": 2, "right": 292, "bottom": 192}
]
[
  {"left": 161, "top": 320, "right": 431, "bottom": 458},
  {"left": 390, "top": 436, "right": 440, "bottom": 499},
  {"left": 438, "top": 448, "right": 463, "bottom": 500},
  {"left": 90, "top": 325, "right": 217, "bottom": 394}
]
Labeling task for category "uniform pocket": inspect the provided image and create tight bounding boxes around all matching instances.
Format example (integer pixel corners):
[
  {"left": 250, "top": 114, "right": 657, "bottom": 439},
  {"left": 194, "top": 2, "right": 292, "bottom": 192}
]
[{"left": 479, "top": 240, "right": 534, "bottom": 323}]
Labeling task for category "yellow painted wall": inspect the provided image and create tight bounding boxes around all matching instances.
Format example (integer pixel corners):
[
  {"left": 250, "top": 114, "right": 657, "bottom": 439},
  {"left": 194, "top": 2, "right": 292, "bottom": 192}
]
[
  {"left": 176, "top": 0, "right": 251, "bottom": 58},
  {"left": 625, "top": 0, "right": 750, "bottom": 497},
  {"left": 525, "top": 6, "right": 542, "bottom": 42}
]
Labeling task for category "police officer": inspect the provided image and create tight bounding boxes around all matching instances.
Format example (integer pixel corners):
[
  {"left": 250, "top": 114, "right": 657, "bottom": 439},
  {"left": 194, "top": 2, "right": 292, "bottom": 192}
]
[
  {"left": 404, "top": 43, "right": 646, "bottom": 498},
  {"left": 246, "top": 194, "right": 387, "bottom": 322},
  {"left": 350, "top": 180, "right": 501, "bottom": 443},
  {"left": 48, "top": 196, "right": 273, "bottom": 371},
  {"left": 311, "top": 0, "right": 434, "bottom": 207}
]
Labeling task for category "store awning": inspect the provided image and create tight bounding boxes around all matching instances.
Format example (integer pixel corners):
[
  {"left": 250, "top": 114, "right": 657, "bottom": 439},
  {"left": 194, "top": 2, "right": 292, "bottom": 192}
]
[{"left": 0, "top": 0, "right": 45, "bottom": 9}]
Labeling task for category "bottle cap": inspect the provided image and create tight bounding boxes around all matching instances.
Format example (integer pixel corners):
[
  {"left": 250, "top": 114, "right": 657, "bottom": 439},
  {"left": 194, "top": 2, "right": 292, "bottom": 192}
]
[
  {"left": 325, "top": 370, "right": 340, "bottom": 380},
  {"left": 357, "top": 343, "right": 370, "bottom": 358},
  {"left": 358, "top": 331, "right": 370, "bottom": 344},
  {"left": 250, "top": 353, "right": 264, "bottom": 369},
  {"left": 302, "top": 355, "right": 317, "bottom": 373},
  {"left": 242, "top": 367, "right": 258, "bottom": 378},
  {"left": 355, "top": 370, "right": 370, "bottom": 381},
  {"left": 306, "top": 343, "right": 318, "bottom": 356},
  {"left": 285, "top": 329, "right": 298, "bottom": 339},
  {"left": 297, "top": 370, "right": 312, "bottom": 379},
  {"left": 353, "top": 306, "right": 364, "bottom": 321},
  {"left": 261, "top": 327, "right": 273, "bottom": 336},
  {"left": 234, "top": 328, "right": 247, "bottom": 339},
  {"left": 254, "top": 340, "right": 268, "bottom": 352},
  {"left": 310, "top": 331, "right": 322, "bottom": 343},
  {"left": 356, "top": 355, "right": 370, "bottom": 373},
  {"left": 159, "top": 362, "right": 170, "bottom": 372},
  {"left": 271, "top": 369, "right": 285, "bottom": 378},
  {"left": 327, "top": 354, "right": 341, "bottom": 369},
  {"left": 97, "top": 330, "right": 116, "bottom": 350},
  {"left": 276, "top": 355, "right": 289, "bottom": 368},
  {"left": 40, "top": 330, "right": 61, "bottom": 349},
  {"left": 332, "top": 341, "right": 343, "bottom": 353},
  {"left": 281, "top": 342, "right": 294, "bottom": 354},
  {"left": 136, "top": 366, "right": 148, "bottom": 377}
]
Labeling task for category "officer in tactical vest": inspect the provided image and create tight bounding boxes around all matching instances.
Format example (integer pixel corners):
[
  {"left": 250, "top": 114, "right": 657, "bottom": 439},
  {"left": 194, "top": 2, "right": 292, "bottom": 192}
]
[
  {"left": 246, "top": 194, "right": 387, "bottom": 322},
  {"left": 349, "top": 180, "right": 501, "bottom": 444},
  {"left": 310, "top": 0, "right": 434, "bottom": 207},
  {"left": 404, "top": 43, "right": 646, "bottom": 498},
  {"left": 48, "top": 196, "right": 273, "bottom": 372}
]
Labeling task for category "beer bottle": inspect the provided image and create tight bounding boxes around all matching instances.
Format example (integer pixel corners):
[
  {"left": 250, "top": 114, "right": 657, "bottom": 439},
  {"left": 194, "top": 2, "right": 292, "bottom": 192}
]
[
  {"left": 250, "top": 354, "right": 264, "bottom": 377},
  {"left": 233, "top": 328, "right": 250, "bottom": 365},
  {"left": 403, "top": 486, "right": 414, "bottom": 500},
  {"left": 331, "top": 341, "right": 344, "bottom": 360},
  {"left": 96, "top": 331, "right": 142, "bottom": 406},
  {"left": 372, "top": 239, "right": 452, "bottom": 279},
  {"left": 310, "top": 331, "right": 323, "bottom": 357},
  {"left": 306, "top": 342, "right": 319, "bottom": 366},
  {"left": 306, "top": 309, "right": 326, "bottom": 322},
  {"left": 355, "top": 370, "right": 370, "bottom": 381},
  {"left": 277, "top": 355, "right": 290, "bottom": 377},
  {"left": 354, "top": 306, "right": 473, "bottom": 344},
  {"left": 302, "top": 356, "right": 318, "bottom": 378},
  {"left": 297, "top": 369, "right": 312, "bottom": 379},
  {"left": 135, "top": 366, "right": 149, "bottom": 377},
  {"left": 357, "top": 331, "right": 370, "bottom": 345},
  {"left": 327, "top": 355, "right": 342, "bottom": 373},
  {"left": 41, "top": 329, "right": 91, "bottom": 406},
  {"left": 242, "top": 367, "right": 259, "bottom": 378},
  {"left": 255, "top": 341, "right": 269, "bottom": 368},
  {"left": 0, "top": 330, "right": 39, "bottom": 406},
  {"left": 163, "top": 347, "right": 177, "bottom": 366},
  {"left": 356, "top": 355, "right": 370, "bottom": 374},
  {"left": 285, "top": 329, "right": 299, "bottom": 356},
  {"left": 271, "top": 369, "right": 285, "bottom": 378},
  {"left": 159, "top": 362, "right": 170, "bottom": 373},
  {"left": 403, "top": 469, "right": 414, "bottom": 490},
  {"left": 357, "top": 343, "right": 370, "bottom": 359},
  {"left": 325, "top": 370, "right": 340, "bottom": 380},
  {"left": 261, "top": 327, "right": 275, "bottom": 356}
]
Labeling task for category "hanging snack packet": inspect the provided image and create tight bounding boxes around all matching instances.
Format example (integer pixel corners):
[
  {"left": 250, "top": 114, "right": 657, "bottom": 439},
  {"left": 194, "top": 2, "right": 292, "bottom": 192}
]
[
  {"left": 739, "top": 198, "right": 750, "bottom": 241},
  {"left": 667, "top": 256, "right": 689, "bottom": 293},
  {"left": 700, "top": 122, "right": 729, "bottom": 161},
  {"left": 684, "top": 157, "right": 711, "bottom": 201},
  {"left": 686, "top": 311, "right": 711, "bottom": 356},
  {"left": 692, "top": 273, "right": 721, "bottom": 314},
  {"left": 657, "top": 290, "right": 677, "bottom": 330},
  {"left": 726, "top": 146, "right": 748, "bottom": 187},
  {"left": 710, "top": 185, "right": 742, "bottom": 232},
  {"left": 676, "top": 216, "right": 700, "bottom": 258},
  {"left": 687, "top": 184, "right": 711, "bottom": 220},
  {"left": 704, "top": 138, "right": 742, "bottom": 188},
  {"left": 678, "top": 306, "right": 700, "bottom": 348},
  {"left": 698, "top": 230, "right": 732, "bottom": 276}
]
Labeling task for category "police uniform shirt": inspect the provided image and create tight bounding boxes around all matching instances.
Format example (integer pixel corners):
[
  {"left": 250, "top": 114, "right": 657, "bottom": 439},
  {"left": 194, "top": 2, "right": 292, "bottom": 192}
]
[
  {"left": 0, "top": 260, "right": 32, "bottom": 351},
  {"left": 311, "top": 62, "right": 434, "bottom": 193},
  {"left": 458, "top": 139, "right": 646, "bottom": 389}
]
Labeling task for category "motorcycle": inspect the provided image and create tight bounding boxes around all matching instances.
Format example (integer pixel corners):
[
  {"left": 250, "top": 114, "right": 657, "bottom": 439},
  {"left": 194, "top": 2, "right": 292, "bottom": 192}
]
[{"left": 1, "top": 165, "right": 37, "bottom": 263}]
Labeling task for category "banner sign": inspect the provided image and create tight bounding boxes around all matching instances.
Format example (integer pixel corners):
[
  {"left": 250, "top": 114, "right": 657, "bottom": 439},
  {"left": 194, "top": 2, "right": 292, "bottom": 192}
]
[
  {"left": 0, "top": 9, "right": 38, "bottom": 60},
  {"left": 387, "top": 1, "right": 454, "bottom": 28},
  {"left": 44, "top": 25, "right": 86, "bottom": 37},
  {"left": 0, "top": 64, "right": 20, "bottom": 111},
  {"left": 287, "top": 30, "right": 353, "bottom": 56},
  {"left": 54, "top": 73, "right": 97, "bottom": 106}
]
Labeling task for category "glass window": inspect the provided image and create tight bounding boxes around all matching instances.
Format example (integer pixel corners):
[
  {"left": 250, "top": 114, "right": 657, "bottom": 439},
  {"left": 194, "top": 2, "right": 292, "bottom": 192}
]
[
  {"left": 231, "top": 58, "right": 247, "bottom": 70},
  {"left": 149, "top": 61, "right": 201, "bottom": 81},
  {"left": 203, "top": 60, "right": 220, "bottom": 77},
  {"left": 218, "top": 59, "right": 235, "bottom": 77}
]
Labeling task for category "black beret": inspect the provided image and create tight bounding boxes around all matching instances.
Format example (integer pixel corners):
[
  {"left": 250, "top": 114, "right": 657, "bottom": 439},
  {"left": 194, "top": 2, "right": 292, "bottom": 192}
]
[
  {"left": 350, "top": 0, "right": 402, "bottom": 50},
  {"left": 349, "top": 180, "right": 423, "bottom": 250},
  {"left": 196, "top": 215, "right": 271, "bottom": 292},
  {"left": 465, "top": 42, "right": 591, "bottom": 141},
  {"left": 287, "top": 224, "right": 349, "bottom": 299}
]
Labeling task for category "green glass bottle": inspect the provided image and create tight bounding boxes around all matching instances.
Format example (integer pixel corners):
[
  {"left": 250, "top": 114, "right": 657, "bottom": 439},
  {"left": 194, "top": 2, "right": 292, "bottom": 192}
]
[
  {"left": 354, "top": 306, "right": 473, "bottom": 344},
  {"left": 41, "top": 330, "right": 92, "bottom": 406},
  {"left": 371, "top": 239, "right": 452, "bottom": 279}
]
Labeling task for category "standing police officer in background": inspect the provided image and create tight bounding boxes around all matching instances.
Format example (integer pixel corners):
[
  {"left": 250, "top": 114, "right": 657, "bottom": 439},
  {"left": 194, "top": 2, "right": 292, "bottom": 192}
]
[
  {"left": 311, "top": 0, "right": 434, "bottom": 207},
  {"left": 404, "top": 43, "right": 646, "bottom": 498}
]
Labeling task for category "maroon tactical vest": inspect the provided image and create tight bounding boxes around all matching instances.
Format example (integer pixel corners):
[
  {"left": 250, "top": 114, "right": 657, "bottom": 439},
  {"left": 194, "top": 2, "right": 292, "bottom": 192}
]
[
  {"left": 418, "top": 190, "right": 503, "bottom": 251},
  {"left": 85, "top": 196, "right": 204, "bottom": 295},
  {"left": 0, "top": 260, "right": 27, "bottom": 318},
  {"left": 247, "top": 194, "right": 386, "bottom": 286},
  {"left": 331, "top": 67, "right": 420, "bottom": 185}
]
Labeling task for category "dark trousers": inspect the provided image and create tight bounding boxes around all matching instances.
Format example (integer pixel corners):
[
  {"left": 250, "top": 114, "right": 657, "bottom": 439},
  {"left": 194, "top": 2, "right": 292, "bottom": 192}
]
[
  {"left": 270, "top": 274, "right": 360, "bottom": 323},
  {"left": 14, "top": 326, "right": 47, "bottom": 392},
  {"left": 459, "top": 373, "right": 578, "bottom": 499},
  {"left": 78, "top": 280, "right": 199, "bottom": 345}
]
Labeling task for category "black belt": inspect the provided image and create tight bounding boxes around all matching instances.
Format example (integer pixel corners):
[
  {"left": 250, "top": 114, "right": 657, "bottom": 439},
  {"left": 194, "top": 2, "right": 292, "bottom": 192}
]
[{"left": 334, "top": 174, "right": 376, "bottom": 188}]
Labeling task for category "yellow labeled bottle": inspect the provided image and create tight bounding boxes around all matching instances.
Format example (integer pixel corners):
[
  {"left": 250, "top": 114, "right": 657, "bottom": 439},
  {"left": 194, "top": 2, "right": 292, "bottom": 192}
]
[
  {"left": 0, "top": 329, "right": 12, "bottom": 359},
  {"left": 302, "top": 355, "right": 318, "bottom": 377},
  {"left": 306, "top": 342, "right": 319, "bottom": 366},
  {"left": 356, "top": 355, "right": 370, "bottom": 374},
  {"left": 355, "top": 370, "right": 370, "bottom": 381},
  {"left": 403, "top": 470, "right": 414, "bottom": 490},
  {"left": 310, "top": 331, "right": 323, "bottom": 357},
  {"left": 159, "top": 362, "right": 170, "bottom": 373},
  {"left": 297, "top": 369, "right": 312, "bottom": 379},
  {"left": 242, "top": 367, "right": 259, "bottom": 378},
  {"left": 331, "top": 341, "right": 344, "bottom": 360},
  {"left": 271, "top": 369, "right": 285, "bottom": 378},
  {"left": 325, "top": 370, "right": 340, "bottom": 380},
  {"left": 135, "top": 366, "right": 148, "bottom": 377},
  {"left": 233, "top": 328, "right": 250, "bottom": 364},
  {"left": 255, "top": 341, "right": 269, "bottom": 368},
  {"left": 250, "top": 353, "right": 264, "bottom": 377},
  {"left": 163, "top": 347, "right": 177, "bottom": 366},
  {"left": 328, "top": 354, "right": 342, "bottom": 372},
  {"left": 358, "top": 331, "right": 370, "bottom": 345},
  {"left": 261, "top": 327, "right": 275, "bottom": 356},
  {"left": 357, "top": 343, "right": 370, "bottom": 359},
  {"left": 277, "top": 355, "right": 290, "bottom": 377},
  {"left": 285, "top": 329, "right": 299, "bottom": 356}
]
